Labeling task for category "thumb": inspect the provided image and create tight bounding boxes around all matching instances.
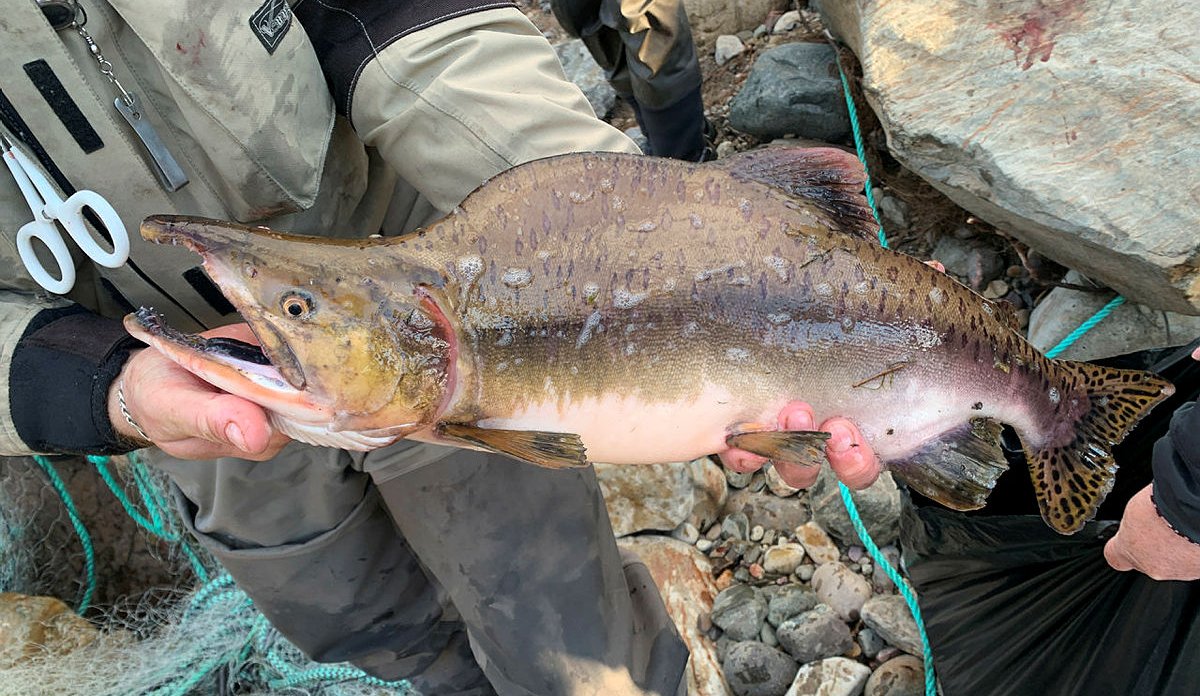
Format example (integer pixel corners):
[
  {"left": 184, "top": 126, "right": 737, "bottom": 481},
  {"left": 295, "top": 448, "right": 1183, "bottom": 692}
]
[
  {"left": 193, "top": 394, "right": 273, "bottom": 454},
  {"left": 1103, "top": 535, "right": 1134, "bottom": 572}
]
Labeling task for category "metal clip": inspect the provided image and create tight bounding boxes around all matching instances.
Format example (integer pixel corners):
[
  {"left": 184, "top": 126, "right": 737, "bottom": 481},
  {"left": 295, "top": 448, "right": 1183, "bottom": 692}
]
[{"left": 114, "top": 92, "right": 189, "bottom": 192}]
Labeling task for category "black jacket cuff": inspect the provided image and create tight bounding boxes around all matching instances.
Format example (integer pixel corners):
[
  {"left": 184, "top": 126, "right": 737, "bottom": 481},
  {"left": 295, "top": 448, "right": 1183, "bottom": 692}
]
[
  {"left": 10, "top": 306, "right": 143, "bottom": 455},
  {"left": 1151, "top": 402, "right": 1200, "bottom": 543}
]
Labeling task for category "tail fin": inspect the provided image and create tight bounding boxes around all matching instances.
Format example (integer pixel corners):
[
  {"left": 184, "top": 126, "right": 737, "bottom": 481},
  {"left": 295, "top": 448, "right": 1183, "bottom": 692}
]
[{"left": 1027, "top": 361, "right": 1174, "bottom": 534}]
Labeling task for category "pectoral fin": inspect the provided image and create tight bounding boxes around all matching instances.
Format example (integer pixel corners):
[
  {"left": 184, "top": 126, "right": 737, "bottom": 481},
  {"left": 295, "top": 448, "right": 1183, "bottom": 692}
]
[
  {"left": 437, "top": 422, "right": 588, "bottom": 469},
  {"left": 725, "top": 429, "right": 831, "bottom": 467},
  {"left": 888, "top": 418, "right": 1009, "bottom": 511}
]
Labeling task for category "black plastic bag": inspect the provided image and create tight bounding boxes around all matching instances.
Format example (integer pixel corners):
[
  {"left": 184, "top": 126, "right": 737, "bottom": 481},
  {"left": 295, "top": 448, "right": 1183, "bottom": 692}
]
[
  {"left": 900, "top": 339, "right": 1200, "bottom": 696},
  {"left": 903, "top": 507, "right": 1200, "bottom": 696}
]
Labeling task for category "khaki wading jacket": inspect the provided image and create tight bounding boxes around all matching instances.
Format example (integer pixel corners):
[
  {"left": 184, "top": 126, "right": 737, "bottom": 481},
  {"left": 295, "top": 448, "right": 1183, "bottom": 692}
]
[{"left": 0, "top": 0, "right": 637, "bottom": 454}]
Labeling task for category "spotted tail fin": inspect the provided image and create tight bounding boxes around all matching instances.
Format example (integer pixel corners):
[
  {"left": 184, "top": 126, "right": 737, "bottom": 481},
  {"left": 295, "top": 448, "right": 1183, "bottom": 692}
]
[{"left": 1026, "top": 361, "right": 1173, "bottom": 534}]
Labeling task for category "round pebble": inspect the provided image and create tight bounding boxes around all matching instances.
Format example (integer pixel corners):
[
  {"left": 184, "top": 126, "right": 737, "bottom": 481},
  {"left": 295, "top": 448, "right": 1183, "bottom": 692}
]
[
  {"left": 750, "top": 524, "right": 765, "bottom": 542},
  {"left": 865, "top": 655, "right": 924, "bottom": 696}
]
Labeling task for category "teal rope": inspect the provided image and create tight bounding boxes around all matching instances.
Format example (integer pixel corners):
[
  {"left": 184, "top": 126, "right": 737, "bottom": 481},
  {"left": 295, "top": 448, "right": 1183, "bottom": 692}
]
[
  {"left": 836, "top": 55, "right": 935, "bottom": 695},
  {"left": 837, "top": 62, "right": 887, "bottom": 248},
  {"left": 839, "top": 484, "right": 937, "bottom": 694},
  {"left": 1045, "top": 295, "right": 1126, "bottom": 359},
  {"left": 33, "top": 455, "right": 95, "bottom": 613}
]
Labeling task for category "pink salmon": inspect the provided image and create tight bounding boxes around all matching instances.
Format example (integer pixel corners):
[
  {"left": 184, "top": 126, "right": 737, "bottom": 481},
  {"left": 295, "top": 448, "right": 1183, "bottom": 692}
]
[{"left": 124, "top": 148, "right": 1173, "bottom": 533}]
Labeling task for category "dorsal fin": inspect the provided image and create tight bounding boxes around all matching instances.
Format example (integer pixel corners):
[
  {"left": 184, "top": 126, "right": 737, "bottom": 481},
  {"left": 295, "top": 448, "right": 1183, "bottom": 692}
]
[{"left": 719, "top": 147, "right": 879, "bottom": 241}]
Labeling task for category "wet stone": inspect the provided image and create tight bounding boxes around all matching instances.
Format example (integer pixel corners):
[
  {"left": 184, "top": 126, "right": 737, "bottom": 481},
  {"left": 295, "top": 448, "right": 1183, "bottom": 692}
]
[
  {"left": 861, "top": 595, "right": 922, "bottom": 656},
  {"left": 775, "top": 604, "right": 854, "bottom": 665},
  {"left": 865, "top": 655, "right": 925, "bottom": 696},
  {"left": 761, "top": 621, "right": 779, "bottom": 648},
  {"left": 858, "top": 627, "right": 885, "bottom": 660},
  {"left": 767, "top": 585, "right": 819, "bottom": 628},
  {"left": 726, "top": 468, "right": 755, "bottom": 489},
  {"left": 672, "top": 522, "right": 700, "bottom": 545},
  {"left": 794, "top": 522, "right": 840, "bottom": 565},
  {"left": 796, "top": 564, "right": 815, "bottom": 582},
  {"left": 871, "top": 546, "right": 901, "bottom": 593},
  {"left": 782, "top": 657, "right": 870, "bottom": 696},
  {"left": 763, "top": 543, "right": 807, "bottom": 575},
  {"left": 727, "top": 488, "right": 810, "bottom": 535},
  {"left": 723, "top": 513, "right": 752, "bottom": 541},
  {"left": 812, "top": 562, "right": 873, "bottom": 621},
  {"left": 808, "top": 469, "right": 901, "bottom": 547},
  {"left": 723, "top": 641, "right": 799, "bottom": 696},
  {"left": 711, "top": 585, "right": 768, "bottom": 641},
  {"left": 715, "top": 35, "right": 747, "bottom": 66},
  {"left": 765, "top": 464, "right": 801, "bottom": 497}
]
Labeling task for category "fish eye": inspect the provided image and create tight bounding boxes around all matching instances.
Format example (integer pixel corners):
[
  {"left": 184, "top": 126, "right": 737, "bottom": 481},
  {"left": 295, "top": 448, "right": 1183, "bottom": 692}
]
[{"left": 280, "top": 291, "right": 314, "bottom": 319}]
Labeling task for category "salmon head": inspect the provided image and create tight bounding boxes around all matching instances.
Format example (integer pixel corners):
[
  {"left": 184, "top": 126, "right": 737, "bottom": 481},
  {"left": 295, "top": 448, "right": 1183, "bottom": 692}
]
[{"left": 124, "top": 215, "right": 455, "bottom": 450}]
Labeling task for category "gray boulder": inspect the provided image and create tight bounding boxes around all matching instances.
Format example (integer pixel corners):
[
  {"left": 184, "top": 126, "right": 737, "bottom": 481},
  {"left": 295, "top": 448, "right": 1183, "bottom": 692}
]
[
  {"left": 723, "top": 641, "right": 799, "bottom": 696},
  {"left": 554, "top": 39, "right": 616, "bottom": 118},
  {"left": 860, "top": 594, "right": 923, "bottom": 657},
  {"left": 808, "top": 467, "right": 901, "bottom": 547},
  {"left": 1028, "top": 271, "right": 1200, "bottom": 360},
  {"left": 775, "top": 604, "right": 854, "bottom": 664},
  {"left": 729, "top": 43, "right": 852, "bottom": 142},
  {"left": 767, "top": 585, "right": 819, "bottom": 627},
  {"left": 816, "top": 0, "right": 1200, "bottom": 314},
  {"left": 712, "top": 585, "right": 769, "bottom": 641},
  {"left": 784, "top": 657, "right": 871, "bottom": 696}
]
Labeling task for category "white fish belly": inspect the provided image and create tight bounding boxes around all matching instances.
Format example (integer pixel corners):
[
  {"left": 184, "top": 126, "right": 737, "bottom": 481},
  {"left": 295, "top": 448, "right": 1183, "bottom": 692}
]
[{"left": 475, "top": 383, "right": 789, "bottom": 465}]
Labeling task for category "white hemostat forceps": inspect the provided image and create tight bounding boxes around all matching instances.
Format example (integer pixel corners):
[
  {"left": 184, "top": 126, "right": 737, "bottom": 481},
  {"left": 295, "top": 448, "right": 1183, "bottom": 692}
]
[{"left": 1, "top": 134, "right": 129, "bottom": 294}]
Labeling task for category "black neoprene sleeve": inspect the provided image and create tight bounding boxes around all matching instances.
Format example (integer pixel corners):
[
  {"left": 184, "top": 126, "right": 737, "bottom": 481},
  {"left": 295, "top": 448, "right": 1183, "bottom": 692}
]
[
  {"left": 1151, "top": 402, "right": 1200, "bottom": 543},
  {"left": 9, "top": 305, "right": 143, "bottom": 454}
]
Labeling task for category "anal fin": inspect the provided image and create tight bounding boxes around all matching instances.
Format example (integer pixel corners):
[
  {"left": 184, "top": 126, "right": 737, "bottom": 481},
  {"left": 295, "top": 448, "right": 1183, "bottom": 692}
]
[
  {"left": 888, "top": 418, "right": 1008, "bottom": 511},
  {"left": 437, "top": 422, "right": 588, "bottom": 469},
  {"left": 726, "top": 428, "right": 830, "bottom": 467}
]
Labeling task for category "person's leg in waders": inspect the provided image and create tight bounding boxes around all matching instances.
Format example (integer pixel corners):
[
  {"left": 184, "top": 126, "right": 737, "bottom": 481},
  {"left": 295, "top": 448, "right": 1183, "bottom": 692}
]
[
  {"left": 367, "top": 443, "right": 690, "bottom": 695},
  {"left": 551, "top": 0, "right": 713, "bottom": 162},
  {"left": 149, "top": 443, "right": 496, "bottom": 694}
]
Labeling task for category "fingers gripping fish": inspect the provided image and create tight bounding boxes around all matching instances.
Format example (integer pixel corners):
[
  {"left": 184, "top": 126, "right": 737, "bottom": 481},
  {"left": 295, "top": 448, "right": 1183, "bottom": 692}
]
[{"left": 124, "top": 148, "right": 1173, "bottom": 534}]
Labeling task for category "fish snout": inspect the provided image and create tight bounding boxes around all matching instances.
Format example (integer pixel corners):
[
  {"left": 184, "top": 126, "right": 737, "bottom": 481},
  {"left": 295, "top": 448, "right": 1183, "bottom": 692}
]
[{"left": 140, "top": 215, "right": 252, "bottom": 253}]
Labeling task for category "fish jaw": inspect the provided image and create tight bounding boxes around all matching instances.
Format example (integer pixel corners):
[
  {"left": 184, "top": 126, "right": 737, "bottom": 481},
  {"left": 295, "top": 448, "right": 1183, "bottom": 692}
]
[{"left": 124, "top": 308, "right": 337, "bottom": 429}]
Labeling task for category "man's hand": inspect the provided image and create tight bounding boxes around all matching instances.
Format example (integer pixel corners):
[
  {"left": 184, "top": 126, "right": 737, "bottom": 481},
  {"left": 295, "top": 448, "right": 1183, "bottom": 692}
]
[
  {"left": 719, "top": 401, "right": 881, "bottom": 490},
  {"left": 1103, "top": 341, "right": 1200, "bottom": 580},
  {"left": 108, "top": 323, "right": 291, "bottom": 461},
  {"left": 1103, "top": 484, "right": 1200, "bottom": 581}
]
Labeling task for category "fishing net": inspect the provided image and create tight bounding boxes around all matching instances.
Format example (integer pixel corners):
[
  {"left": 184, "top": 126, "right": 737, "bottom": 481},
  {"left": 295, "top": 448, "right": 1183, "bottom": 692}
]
[{"left": 0, "top": 455, "right": 413, "bottom": 696}]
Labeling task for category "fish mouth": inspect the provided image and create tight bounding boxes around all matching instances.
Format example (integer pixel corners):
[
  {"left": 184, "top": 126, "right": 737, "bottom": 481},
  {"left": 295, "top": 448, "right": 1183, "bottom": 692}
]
[{"left": 124, "top": 307, "right": 309, "bottom": 399}]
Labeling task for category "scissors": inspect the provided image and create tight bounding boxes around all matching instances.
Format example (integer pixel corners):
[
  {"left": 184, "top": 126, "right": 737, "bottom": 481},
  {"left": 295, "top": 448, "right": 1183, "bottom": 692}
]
[{"left": 1, "top": 134, "right": 129, "bottom": 294}]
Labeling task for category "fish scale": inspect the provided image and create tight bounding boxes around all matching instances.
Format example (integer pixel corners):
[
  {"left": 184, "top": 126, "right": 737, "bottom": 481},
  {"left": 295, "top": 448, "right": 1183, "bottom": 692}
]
[{"left": 125, "top": 147, "right": 1173, "bottom": 534}]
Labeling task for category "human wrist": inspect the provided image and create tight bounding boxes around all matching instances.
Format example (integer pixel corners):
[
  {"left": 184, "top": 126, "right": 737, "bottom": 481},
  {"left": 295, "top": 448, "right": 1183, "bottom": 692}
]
[{"left": 106, "top": 350, "right": 152, "bottom": 447}]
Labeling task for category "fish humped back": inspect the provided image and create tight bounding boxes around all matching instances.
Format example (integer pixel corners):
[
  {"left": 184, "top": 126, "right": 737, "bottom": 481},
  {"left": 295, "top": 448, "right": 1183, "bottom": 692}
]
[{"left": 126, "top": 148, "right": 1173, "bottom": 534}]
